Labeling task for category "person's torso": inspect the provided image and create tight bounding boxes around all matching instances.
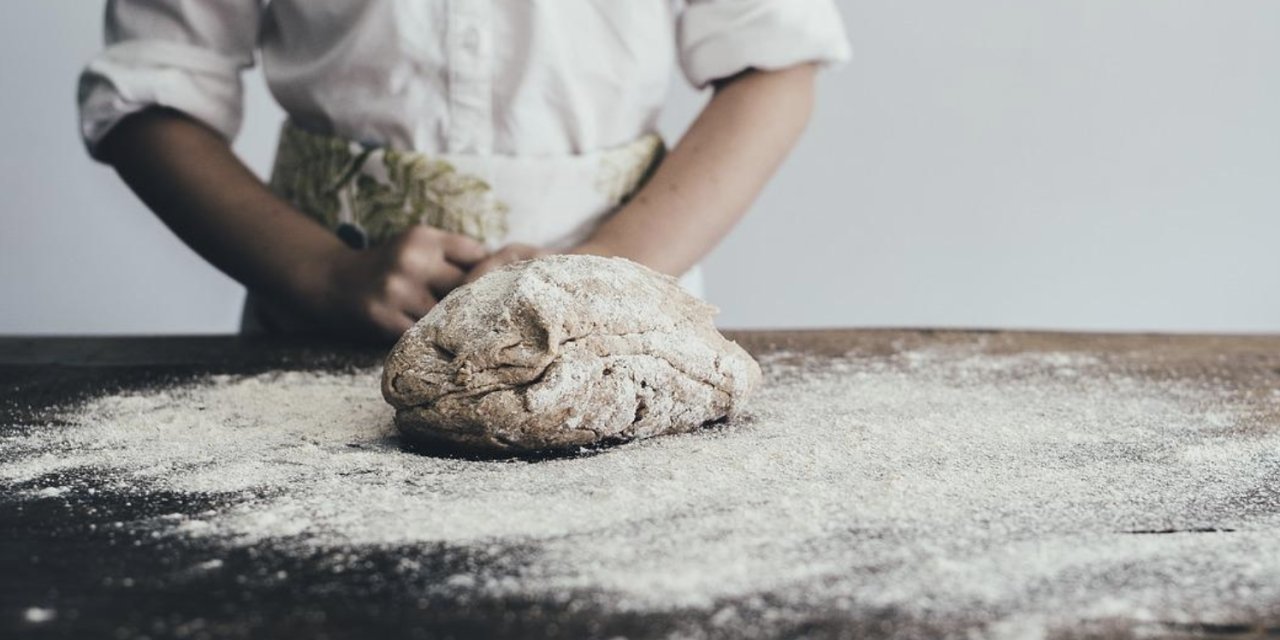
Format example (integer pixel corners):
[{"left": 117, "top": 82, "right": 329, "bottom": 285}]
[{"left": 258, "top": 1, "right": 679, "bottom": 156}]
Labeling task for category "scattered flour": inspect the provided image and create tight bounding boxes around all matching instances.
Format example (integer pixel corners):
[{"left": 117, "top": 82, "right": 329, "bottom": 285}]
[
  {"left": 3, "top": 345, "right": 1280, "bottom": 636},
  {"left": 23, "top": 607, "right": 56, "bottom": 624}
]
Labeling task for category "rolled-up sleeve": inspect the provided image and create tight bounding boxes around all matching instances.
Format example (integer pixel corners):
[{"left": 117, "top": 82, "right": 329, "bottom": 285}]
[
  {"left": 677, "top": 0, "right": 852, "bottom": 89},
  {"left": 77, "top": 0, "right": 262, "bottom": 160}
]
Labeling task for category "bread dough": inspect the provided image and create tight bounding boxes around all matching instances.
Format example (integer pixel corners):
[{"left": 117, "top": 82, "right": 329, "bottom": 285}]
[{"left": 381, "top": 255, "right": 761, "bottom": 454}]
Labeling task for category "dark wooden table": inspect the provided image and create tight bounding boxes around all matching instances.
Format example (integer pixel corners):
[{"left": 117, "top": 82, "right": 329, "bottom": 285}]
[{"left": 2, "top": 332, "right": 1279, "bottom": 639}]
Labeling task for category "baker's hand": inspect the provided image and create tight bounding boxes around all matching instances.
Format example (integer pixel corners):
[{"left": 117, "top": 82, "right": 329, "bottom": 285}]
[
  {"left": 461, "top": 243, "right": 550, "bottom": 285},
  {"left": 297, "top": 226, "right": 488, "bottom": 341}
]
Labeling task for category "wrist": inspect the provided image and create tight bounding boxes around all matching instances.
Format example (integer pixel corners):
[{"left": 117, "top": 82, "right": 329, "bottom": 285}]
[
  {"left": 569, "top": 232, "right": 634, "bottom": 261},
  {"left": 570, "top": 235, "right": 684, "bottom": 276},
  {"left": 567, "top": 239, "right": 615, "bottom": 259},
  {"left": 287, "top": 238, "right": 354, "bottom": 312}
]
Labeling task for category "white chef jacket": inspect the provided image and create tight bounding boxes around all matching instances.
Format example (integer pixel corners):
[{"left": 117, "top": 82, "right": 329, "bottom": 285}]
[{"left": 78, "top": 0, "right": 852, "bottom": 159}]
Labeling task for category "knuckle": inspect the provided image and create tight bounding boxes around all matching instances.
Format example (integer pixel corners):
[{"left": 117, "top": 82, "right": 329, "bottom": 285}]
[
  {"left": 410, "top": 225, "right": 441, "bottom": 242},
  {"left": 395, "top": 227, "right": 430, "bottom": 253},
  {"left": 360, "top": 298, "right": 383, "bottom": 321},
  {"left": 441, "top": 236, "right": 468, "bottom": 255},
  {"left": 379, "top": 273, "right": 404, "bottom": 297},
  {"left": 395, "top": 248, "right": 435, "bottom": 274},
  {"left": 391, "top": 228, "right": 418, "bottom": 249},
  {"left": 392, "top": 249, "right": 418, "bottom": 272}
]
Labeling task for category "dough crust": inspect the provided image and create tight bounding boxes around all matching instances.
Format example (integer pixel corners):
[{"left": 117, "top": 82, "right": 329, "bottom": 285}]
[{"left": 382, "top": 255, "right": 761, "bottom": 454}]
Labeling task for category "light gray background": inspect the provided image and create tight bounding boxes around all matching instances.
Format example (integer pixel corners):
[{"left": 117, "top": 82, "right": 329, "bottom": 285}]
[{"left": 3, "top": 2, "right": 1278, "bottom": 334}]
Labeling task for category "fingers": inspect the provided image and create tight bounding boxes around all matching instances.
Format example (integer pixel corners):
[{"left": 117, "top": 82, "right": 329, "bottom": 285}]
[
  {"left": 383, "top": 225, "right": 488, "bottom": 299},
  {"left": 439, "top": 232, "right": 489, "bottom": 267},
  {"left": 371, "top": 232, "right": 550, "bottom": 334},
  {"left": 389, "top": 226, "right": 488, "bottom": 266},
  {"left": 462, "top": 256, "right": 501, "bottom": 286},
  {"left": 315, "top": 230, "right": 555, "bottom": 344},
  {"left": 462, "top": 244, "right": 550, "bottom": 285},
  {"left": 427, "top": 261, "right": 466, "bottom": 299},
  {"left": 386, "top": 275, "right": 437, "bottom": 319},
  {"left": 366, "top": 302, "right": 416, "bottom": 342}
]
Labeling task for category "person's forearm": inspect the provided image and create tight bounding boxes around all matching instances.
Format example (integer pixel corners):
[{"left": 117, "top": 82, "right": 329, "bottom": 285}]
[
  {"left": 578, "top": 64, "right": 818, "bottom": 276},
  {"left": 100, "top": 109, "right": 345, "bottom": 305}
]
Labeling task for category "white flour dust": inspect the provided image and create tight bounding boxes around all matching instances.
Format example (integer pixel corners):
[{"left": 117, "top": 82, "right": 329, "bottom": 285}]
[{"left": 4, "top": 345, "right": 1280, "bottom": 635}]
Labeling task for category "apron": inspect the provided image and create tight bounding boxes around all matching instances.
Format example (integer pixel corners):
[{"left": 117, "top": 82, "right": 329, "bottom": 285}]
[{"left": 243, "top": 122, "right": 704, "bottom": 334}]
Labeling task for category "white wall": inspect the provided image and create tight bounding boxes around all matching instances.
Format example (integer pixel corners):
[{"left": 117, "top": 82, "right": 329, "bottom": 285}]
[{"left": 3, "top": 2, "right": 1279, "bottom": 334}]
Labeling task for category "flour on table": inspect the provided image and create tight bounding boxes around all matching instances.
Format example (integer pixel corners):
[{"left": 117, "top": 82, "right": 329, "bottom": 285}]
[{"left": 3, "top": 345, "right": 1280, "bottom": 638}]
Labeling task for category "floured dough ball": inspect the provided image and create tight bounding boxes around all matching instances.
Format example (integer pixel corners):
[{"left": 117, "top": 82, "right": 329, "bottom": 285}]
[{"left": 381, "top": 255, "right": 762, "bottom": 454}]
